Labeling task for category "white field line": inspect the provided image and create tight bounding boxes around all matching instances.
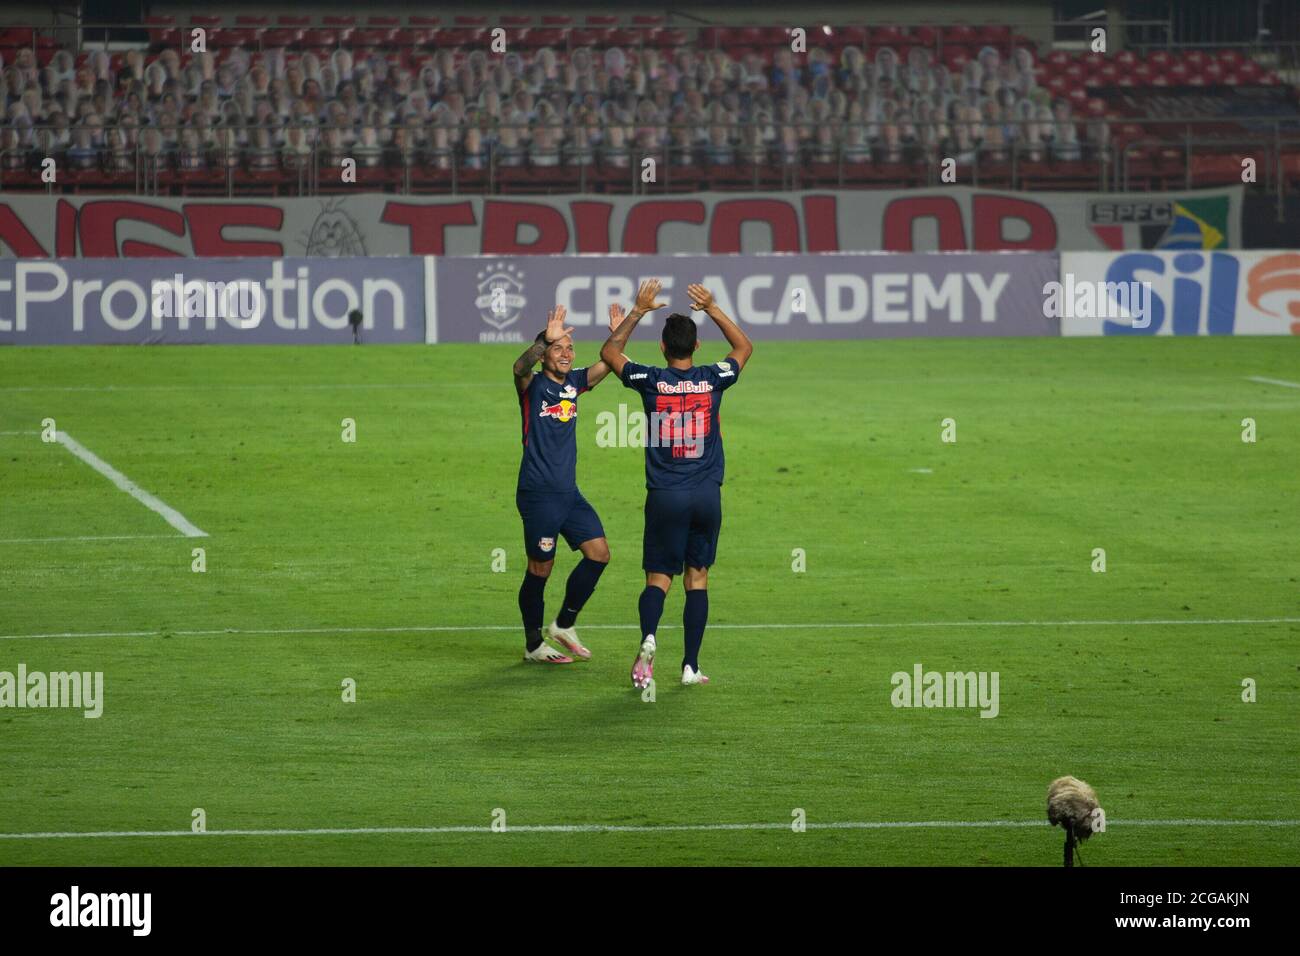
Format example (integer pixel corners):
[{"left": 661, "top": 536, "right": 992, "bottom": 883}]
[
  {"left": 54, "top": 431, "right": 207, "bottom": 539},
  {"left": 0, "top": 430, "right": 39, "bottom": 435},
  {"left": 1, "top": 819, "right": 1297, "bottom": 841},
  {"left": 1246, "top": 375, "right": 1300, "bottom": 389},
  {"left": 0, "top": 534, "right": 182, "bottom": 544},
  {"left": 2, "top": 617, "right": 1298, "bottom": 642}
]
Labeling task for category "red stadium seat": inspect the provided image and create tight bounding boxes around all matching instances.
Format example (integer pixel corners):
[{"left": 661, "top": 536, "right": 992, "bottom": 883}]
[
  {"left": 322, "top": 16, "right": 356, "bottom": 27},
  {"left": 838, "top": 26, "right": 869, "bottom": 46},
  {"left": 213, "top": 28, "right": 256, "bottom": 48},
  {"left": 912, "top": 26, "right": 937, "bottom": 47},
  {"left": 277, "top": 16, "right": 310, "bottom": 27},
  {"left": 1191, "top": 153, "right": 1252, "bottom": 185},
  {"left": 235, "top": 16, "right": 270, "bottom": 26},
  {"left": 440, "top": 28, "right": 487, "bottom": 47},
  {"left": 301, "top": 29, "right": 339, "bottom": 47},
  {"left": 521, "top": 28, "right": 567, "bottom": 49},
  {"left": 260, "top": 29, "right": 299, "bottom": 48},
  {"left": 350, "top": 29, "right": 396, "bottom": 48},
  {"left": 607, "top": 28, "right": 642, "bottom": 46}
]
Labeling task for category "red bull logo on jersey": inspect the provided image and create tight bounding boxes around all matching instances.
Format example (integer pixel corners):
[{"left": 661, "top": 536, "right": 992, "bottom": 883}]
[
  {"left": 656, "top": 380, "right": 714, "bottom": 394},
  {"left": 540, "top": 399, "right": 577, "bottom": 422}
]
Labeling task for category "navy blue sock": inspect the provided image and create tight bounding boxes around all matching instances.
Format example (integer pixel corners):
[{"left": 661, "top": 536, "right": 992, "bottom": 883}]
[
  {"left": 638, "top": 585, "right": 666, "bottom": 643},
  {"left": 519, "top": 571, "right": 547, "bottom": 650},
  {"left": 556, "top": 558, "right": 607, "bottom": 629},
  {"left": 683, "top": 589, "right": 708, "bottom": 671}
]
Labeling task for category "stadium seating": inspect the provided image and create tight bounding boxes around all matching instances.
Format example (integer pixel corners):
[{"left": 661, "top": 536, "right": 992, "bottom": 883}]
[{"left": 0, "top": 14, "right": 1294, "bottom": 195}]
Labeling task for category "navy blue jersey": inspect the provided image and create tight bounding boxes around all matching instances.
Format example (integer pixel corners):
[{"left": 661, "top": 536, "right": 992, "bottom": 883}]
[
  {"left": 620, "top": 359, "right": 740, "bottom": 489},
  {"left": 517, "top": 368, "right": 590, "bottom": 492}
]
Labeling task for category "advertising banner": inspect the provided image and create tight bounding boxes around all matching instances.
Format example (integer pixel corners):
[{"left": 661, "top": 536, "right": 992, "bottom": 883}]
[
  {"left": 0, "top": 187, "right": 1243, "bottom": 259},
  {"left": 434, "top": 252, "right": 1061, "bottom": 343},
  {"left": 1059, "top": 251, "right": 1300, "bottom": 336},
  {"left": 0, "top": 256, "right": 428, "bottom": 344}
]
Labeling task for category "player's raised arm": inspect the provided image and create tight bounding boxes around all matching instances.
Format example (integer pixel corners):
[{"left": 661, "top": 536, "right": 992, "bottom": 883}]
[
  {"left": 585, "top": 302, "right": 628, "bottom": 387},
  {"left": 600, "top": 279, "right": 666, "bottom": 377},
  {"left": 513, "top": 305, "right": 573, "bottom": 393},
  {"left": 688, "top": 283, "right": 752, "bottom": 370}
]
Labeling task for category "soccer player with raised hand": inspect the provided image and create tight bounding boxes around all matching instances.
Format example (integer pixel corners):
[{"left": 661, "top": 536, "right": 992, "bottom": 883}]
[
  {"left": 512, "top": 302, "right": 623, "bottom": 664},
  {"left": 599, "top": 280, "right": 753, "bottom": 689}
]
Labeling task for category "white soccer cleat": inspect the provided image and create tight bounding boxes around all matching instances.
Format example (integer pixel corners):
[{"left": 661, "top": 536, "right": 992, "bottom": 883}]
[
  {"left": 631, "top": 635, "right": 656, "bottom": 689},
  {"left": 524, "top": 642, "right": 573, "bottom": 664},
  {"left": 545, "top": 621, "right": 591, "bottom": 660},
  {"left": 682, "top": 665, "right": 710, "bottom": 686}
]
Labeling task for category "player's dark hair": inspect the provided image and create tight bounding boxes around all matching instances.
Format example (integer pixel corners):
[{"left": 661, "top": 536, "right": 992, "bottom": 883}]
[{"left": 661, "top": 313, "right": 698, "bottom": 360}]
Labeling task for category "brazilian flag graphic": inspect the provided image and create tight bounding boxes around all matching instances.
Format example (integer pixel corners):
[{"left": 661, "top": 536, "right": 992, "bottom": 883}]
[{"left": 1152, "top": 196, "right": 1230, "bottom": 250}]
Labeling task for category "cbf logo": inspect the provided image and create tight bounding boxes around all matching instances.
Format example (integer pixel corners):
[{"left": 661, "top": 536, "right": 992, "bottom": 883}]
[{"left": 475, "top": 262, "right": 527, "bottom": 331}]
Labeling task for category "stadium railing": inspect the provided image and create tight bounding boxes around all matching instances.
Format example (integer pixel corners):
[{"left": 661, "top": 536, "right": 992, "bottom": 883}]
[{"left": 2, "top": 119, "right": 1297, "bottom": 213}]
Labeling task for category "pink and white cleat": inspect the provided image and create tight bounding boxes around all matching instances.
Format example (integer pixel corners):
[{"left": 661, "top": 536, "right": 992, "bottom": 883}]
[
  {"left": 682, "top": 665, "right": 710, "bottom": 685},
  {"left": 631, "top": 635, "right": 656, "bottom": 689},
  {"left": 545, "top": 621, "right": 591, "bottom": 660},
  {"left": 524, "top": 643, "right": 573, "bottom": 664}
]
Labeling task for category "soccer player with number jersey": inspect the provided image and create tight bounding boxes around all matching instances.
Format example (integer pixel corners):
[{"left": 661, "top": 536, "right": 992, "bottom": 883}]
[
  {"left": 599, "top": 280, "right": 753, "bottom": 689},
  {"left": 512, "top": 303, "right": 624, "bottom": 664}
]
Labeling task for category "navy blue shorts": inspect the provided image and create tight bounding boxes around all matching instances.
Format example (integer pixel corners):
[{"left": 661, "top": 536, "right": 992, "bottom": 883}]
[
  {"left": 516, "top": 487, "right": 606, "bottom": 562},
  {"left": 642, "top": 483, "right": 722, "bottom": 575}
]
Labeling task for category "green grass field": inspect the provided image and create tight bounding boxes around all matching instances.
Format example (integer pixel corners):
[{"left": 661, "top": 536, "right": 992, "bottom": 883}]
[{"left": 0, "top": 336, "right": 1297, "bottom": 866}]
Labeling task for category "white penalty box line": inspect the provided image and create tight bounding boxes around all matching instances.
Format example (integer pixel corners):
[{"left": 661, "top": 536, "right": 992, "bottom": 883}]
[
  {"left": 1, "top": 818, "right": 1297, "bottom": 841},
  {"left": 1246, "top": 375, "right": 1300, "bottom": 390},
  {"left": 4, "top": 430, "right": 208, "bottom": 540}
]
